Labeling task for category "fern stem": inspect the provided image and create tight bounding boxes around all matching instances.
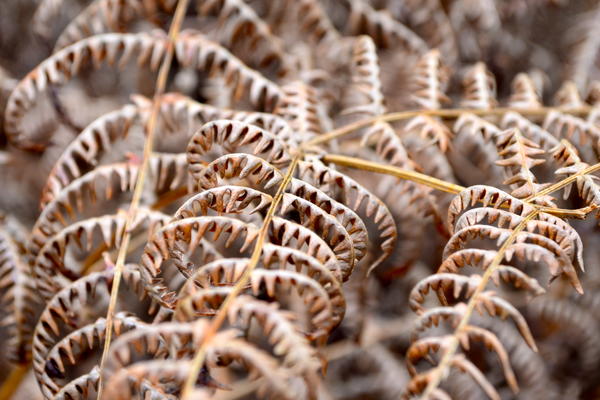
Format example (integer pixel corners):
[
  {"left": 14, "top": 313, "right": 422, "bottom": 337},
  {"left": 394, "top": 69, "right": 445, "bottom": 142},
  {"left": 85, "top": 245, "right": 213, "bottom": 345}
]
[
  {"left": 0, "top": 364, "right": 29, "bottom": 400},
  {"left": 307, "top": 105, "right": 593, "bottom": 147},
  {"left": 96, "top": 0, "right": 190, "bottom": 398},
  {"left": 322, "top": 153, "right": 465, "bottom": 194},
  {"left": 526, "top": 161, "right": 600, "bottom": 200},
  {"left": 422, "top": 210, "right": 540, "bottom": 398},
  {"left": 151, "top": 186, "right": 190, "bottom": 210},
  {"left": 323, "top": 154, "right": 593, "bottom": 218},
  {"left": 81, "top": 232, "right": 152, "bottom": 275},
  {"left": 180, "top": 152, "right": 303, "bottom": 399}
]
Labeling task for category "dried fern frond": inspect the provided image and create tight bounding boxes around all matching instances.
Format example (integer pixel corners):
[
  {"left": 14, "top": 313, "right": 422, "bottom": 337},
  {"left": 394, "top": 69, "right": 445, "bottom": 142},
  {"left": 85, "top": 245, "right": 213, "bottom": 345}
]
[
  {"left": 4, "top": 2, "right": 600, "bottom": 399},
  {"left": 103, "top": 328, "right": 298, "bottom": 399},
  {"left": 406, "top": 184, "right": 585, "bottom": 398},
  {"left": 501, "top": 111, "right": 560, "bottom": 151},
  {"left": 0, "top": 215, "right": 37, "bottom": 363},
  {"left": 34, "top": 209, "right": 170, "bottom": 299},
  {"left": 508, "top": 73, "right": 543, "bottom": 109},
  {"left": 198, "top": 0, "right": 295, "bottom": 78},
  {"left": 5, "top": 31, "right": 170, "bottom": 149},
  {"left": 543, "top": 110, "right": 600, "bottom": 150},
  {"left": 274, "top": 81, "right": 326, "bottom": 141},
  {"left": 297, "top": 159, "right": 398, "bottom": 271},
  {"left": 493, "top": 128, "right": 551, "bottom": 201},
  {"left": 5, "top": 30, "right": 283, "bottom": 150},
  {"left": 31, "top": 268, "right": 148, "bottom": 398},
  {"left": 410, "top": 49, "right": 450, "bottom": 111},
  {"left": 53, "top": 0, "right": 177, "bottom": 50},
  {"left": 461, "top": 62, "right": 498, "bottom": 110},
  {"left": 554, "top": 81, "right": 585, "bottom": 109},
  {"left": 342, "top": 35, "right": 386, "bottom": 118},
  {"left": 553, "top": 139, "right": 600, "bottom": 211},
  {"left": 341, "top": 0, "right": 427, "bottom": 54},
  {"left": 177, "top": 294, "right": 322, "bottom": 373},
  {"left": 30, "top": 157, "right": 187, "bottom": 255},
  {"left": 186, "top": 120, "right": 290, "bottom": 184}
]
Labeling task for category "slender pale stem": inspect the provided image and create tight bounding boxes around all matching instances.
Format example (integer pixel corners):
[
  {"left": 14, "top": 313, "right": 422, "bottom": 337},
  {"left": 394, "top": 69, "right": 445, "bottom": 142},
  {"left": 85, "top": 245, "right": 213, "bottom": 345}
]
[
  {"left": 180, "top": 153, "right": 302, "bottom": 399},
  {"left": 0, "top": 364, "right": 29, "bottom": 400},
  {"left": 81, "top": 232, "right": 152, "bottom": 276},
  {"left": 307, "top": 105, "right": 593, "bottom": 148},
  {"left": 322, "top": 153, "right": 465, "bottom": 194},
  {"left": 96, "top": 0, "right": 190, "bottom": 398},
  {"left": 151, "top": 186, "right": 189, "bottom": 210},
  {"left": 422, "top": 210, "right": 539, "bottom": 398},
  {"left": 323, "top": 154, "right": 594, "bottom": 219},
  {"left": 526, "top": 162, "right": 600, "bottom": 200}
]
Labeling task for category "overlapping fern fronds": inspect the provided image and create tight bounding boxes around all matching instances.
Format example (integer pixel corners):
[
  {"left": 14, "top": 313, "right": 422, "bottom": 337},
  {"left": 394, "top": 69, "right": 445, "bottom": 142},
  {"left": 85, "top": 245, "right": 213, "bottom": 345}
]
[{"left": 2, "top": 1, "right": 600, "bottom": 399}]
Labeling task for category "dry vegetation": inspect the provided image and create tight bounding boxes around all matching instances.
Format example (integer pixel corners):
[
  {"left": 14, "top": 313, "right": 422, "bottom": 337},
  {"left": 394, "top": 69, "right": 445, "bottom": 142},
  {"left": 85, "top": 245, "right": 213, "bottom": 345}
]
[{"left": 2, "top": 0, "right": 600, "bottom": 399}]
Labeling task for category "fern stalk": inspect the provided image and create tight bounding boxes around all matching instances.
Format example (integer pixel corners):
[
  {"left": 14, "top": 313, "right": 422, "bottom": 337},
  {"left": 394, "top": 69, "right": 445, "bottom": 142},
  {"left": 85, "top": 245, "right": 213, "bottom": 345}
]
[
  {"left": 422, "top": 210, "right": 540, "bottom": 397},
  {"left": 419, "top": 163, "right": 600, "bottom": 396},
  {"left": 323, "top": 154, "right": 595, "bottom": 219},
  {"left": 526, "top": 161, "right": 600, "bottom": 201},
  {"left": 82, "top": 232, "right": 152, "bottom": 276},
  {"left": 151, "top": 186, "right": 190, "bottom": 210},
  {"left": 180, "top": 152, "right": 303, "bottom": 399},
  {"left": 0, "top": 364, "right": 28, "bottom": 400},
  {"left": 96, "top": 0, "right": 191, "bottom": 397},
  {"left": 307, "top": 105, "right": 593, "bottom": 147},
  {"left": 322, "top": 153, "right": 465, "bottom": 194}
]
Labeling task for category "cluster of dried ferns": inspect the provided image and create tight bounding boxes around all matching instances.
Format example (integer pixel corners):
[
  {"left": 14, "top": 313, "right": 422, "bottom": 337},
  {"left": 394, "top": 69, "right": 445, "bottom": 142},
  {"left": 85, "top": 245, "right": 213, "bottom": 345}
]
[{"left": 2, "top": 0, "right": 600, "bottom": 399}]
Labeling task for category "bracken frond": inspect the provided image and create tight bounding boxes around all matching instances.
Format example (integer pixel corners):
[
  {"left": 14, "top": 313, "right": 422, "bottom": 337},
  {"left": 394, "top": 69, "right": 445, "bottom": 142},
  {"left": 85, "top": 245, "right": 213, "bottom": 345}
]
[{"left": 3, "top": 2, "right": 600, "bottom": 400}]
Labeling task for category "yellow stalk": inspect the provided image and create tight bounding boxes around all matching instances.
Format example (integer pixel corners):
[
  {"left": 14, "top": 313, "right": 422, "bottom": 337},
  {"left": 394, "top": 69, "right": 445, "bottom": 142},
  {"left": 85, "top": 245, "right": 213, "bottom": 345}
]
[
  {"left": 96, "top": 0, "right": 190, "bottom": 398},
  {"left": 323, "top": 154, "right": 594, "bottom": 219},
  {"left": 150, "top": 186, "right": 190, "bottom": 210},
  {"left": 307, "top": 105, "right": 592, "bottom": 148},
  {"left": 422, "top": 210, "right": 539, "bottom": 397},
  {"left": 322, "top": 153, "right": 465, "bottom": 194},
  {"left": 0, "top": 364, "right": 29, "bottom": 400},
  {"left": 180, "top": 152, "right": 302, "bottom": 399},
  {"left": 526, "top": 162, "right": 600, "bottom": 200}
]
